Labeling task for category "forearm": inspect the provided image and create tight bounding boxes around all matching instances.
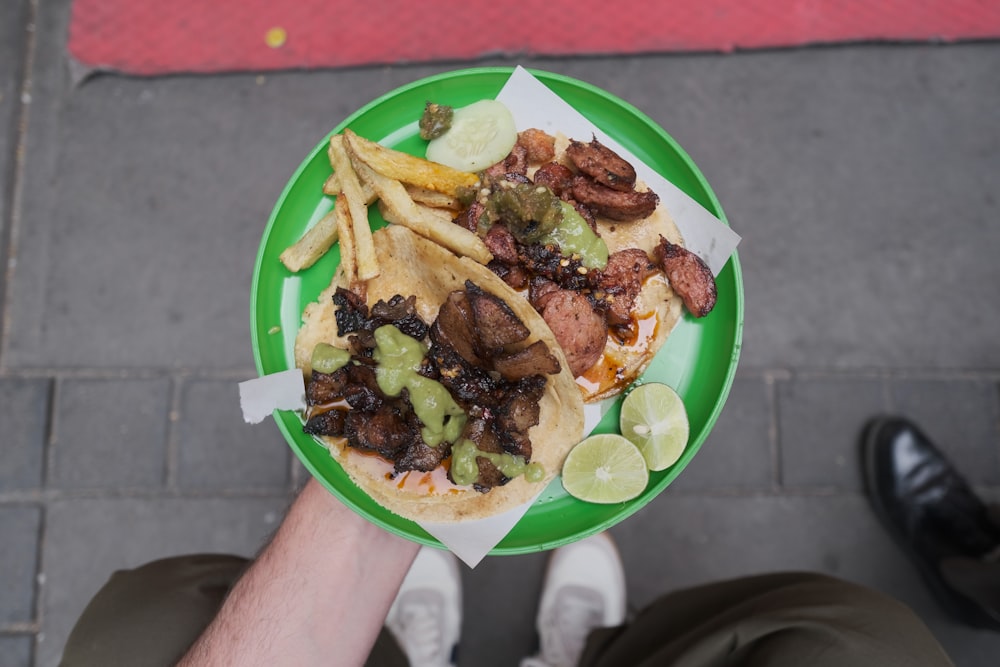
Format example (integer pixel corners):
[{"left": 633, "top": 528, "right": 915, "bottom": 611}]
[{"left": 179, "top": 478, "right": 419, "bottom": 666}]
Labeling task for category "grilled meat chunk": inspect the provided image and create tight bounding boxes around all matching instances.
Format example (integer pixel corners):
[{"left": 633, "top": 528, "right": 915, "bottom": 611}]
[
  {"left": 304, "top": 409, "right": 346, "bottom": 437},
  {"left": 464, "top": 280, "right": 530, "bottom": 350},
  {"left": 532, "top": 162, "right": 575, "bottom": 198},
  {"left": 333, "top": 288, "right": 427, "bottom": 340},
  {"left": 455, "top": 200, "right": 485, "bottom": 234},
  {"left": 653, "top": 236, "right": 717, "bottom": 318},
  {"left": 571, "top": 176, "right": 659, "bottom": 221},
  {"left": 430, "top": 291, "right": 483, "bottom": 367},
  {"left": 395, "top": 436, "right": 448, "bottom": 473},
  {"left": 483, "top": 223, "right": 519, "bottom": 265},
  {"left": 531, "top": 285, "right": 607, "bottom": 376},
  {"left": 344, "top": 399, "right": 421, "bottom": 462},
  {"left": 566, "top": 136, "right": 637, "bottom": 192},
  {"left": 483, "top": 140, "right": 528, "bottom": 182},
  {"left": 590, "top": 248, "right": 657, "bottom": 327},
  {"left": 519, "top": 129, "right": 556, "bottom": 163},
  {"left": 492, "top": 340, "right": 561, "bottom": 381}
]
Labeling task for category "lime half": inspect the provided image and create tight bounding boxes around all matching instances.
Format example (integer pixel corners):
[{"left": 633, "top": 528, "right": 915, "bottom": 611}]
[
  {"left": 619, "top": 383, "right": 690, "bottom": 471},
  {"left": 561, "top": 434, "right": 649, "bottom": 504}
]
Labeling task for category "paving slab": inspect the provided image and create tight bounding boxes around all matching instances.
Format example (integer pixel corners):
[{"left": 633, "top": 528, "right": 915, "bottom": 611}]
[
  {"left": 38, "top": 495, "right": 290, "bottom": 667},
  {"left": 0, "top": 635, "right": 33, "bottom": 667},
  {"left": 48, "top": 378, "right": 171, "bottom": 490},
  {"left": 669, "top": 375, "right": 775, "bottom": 491},
  {"left": 0, "top": 506, "right": 41, "bottom": 627},
  {"left": 0, "top": 378, "right": 49, "bottom": 493},
  {"left": 0, "top": 0, "right": 28, "bottom": 212},
  {"left": 177, "top": 378, "right": 290, "bottom": 491},
  {"left": 777, "top": 374, "right": 886, "bottom": 489}
]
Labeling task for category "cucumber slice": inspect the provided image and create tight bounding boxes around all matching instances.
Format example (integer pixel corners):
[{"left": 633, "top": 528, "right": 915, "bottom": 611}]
[{"left": 425, "top": 100, "right": 517, "bottom": 172}]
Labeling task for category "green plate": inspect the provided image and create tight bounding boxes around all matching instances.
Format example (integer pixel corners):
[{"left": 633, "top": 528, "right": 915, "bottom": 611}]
[{"left": 251, "top": 67, "right": 743, "bottom": 555}]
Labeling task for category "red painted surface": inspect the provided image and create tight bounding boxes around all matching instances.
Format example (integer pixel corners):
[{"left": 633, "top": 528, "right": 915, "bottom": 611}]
[{"left": 69, "top": 0, "right": 1000, "bottom": 75}]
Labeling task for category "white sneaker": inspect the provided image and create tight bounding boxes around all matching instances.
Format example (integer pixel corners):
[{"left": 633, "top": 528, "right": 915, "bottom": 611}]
[
  {"left": 385, "top": 546, "right": 462, "bottom": 667},
  {"left": 521, "top": 533, "right": 627, "bottom": 667}
]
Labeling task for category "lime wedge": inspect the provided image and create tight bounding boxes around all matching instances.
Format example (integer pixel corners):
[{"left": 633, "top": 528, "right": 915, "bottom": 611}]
[
  {"left": 619, "top": 383, "right": 689, "bottom": 471},
  {"left": 561, "top": 434, "right": 649, "bottom": 504}
]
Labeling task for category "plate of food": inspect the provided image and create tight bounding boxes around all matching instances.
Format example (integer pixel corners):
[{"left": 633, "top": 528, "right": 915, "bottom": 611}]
[{"left": 251, "top": 66, "right": 743, "bottom": 555}]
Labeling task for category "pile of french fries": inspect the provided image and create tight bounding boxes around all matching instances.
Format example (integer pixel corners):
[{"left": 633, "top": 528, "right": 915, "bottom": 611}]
[{"left": 279, "top": 129, "right": 493, "bottom": 284}]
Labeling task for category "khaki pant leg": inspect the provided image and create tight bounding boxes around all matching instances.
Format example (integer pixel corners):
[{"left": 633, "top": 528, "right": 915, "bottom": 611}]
[
  {"left": 61, "top": 554, "right": 249, "bottom": 667},
  {"left": 579, "top": 572, "right": 954, "bottom": 667},
  {"left": 60, "top": 554, "right": 408, "bottom": 667}
]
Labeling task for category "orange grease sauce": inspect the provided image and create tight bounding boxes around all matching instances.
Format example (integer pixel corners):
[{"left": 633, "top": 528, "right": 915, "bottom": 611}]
[
  {"left": 344, "top": 448, "right": 463, "bottom": 496},
  {"left": 576, "top": 310, "right": 659, "bottom": 399}
]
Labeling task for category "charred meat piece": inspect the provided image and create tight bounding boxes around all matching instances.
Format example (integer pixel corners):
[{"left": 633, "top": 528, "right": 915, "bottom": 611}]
[
  {"left": 455, "top": 200, "right": 485, "bottom": 234},
  {"left": 306, "top": 369, "right": 346, "bottom": 406},
  {"left": 590, "top": 248, "right": 657, "bottom": 327},
  {"left": 487, "top": 260, "right": 530, "bottom": 290},
  {"left": 483, "top": 141, "right": 528, "bottom": 181},
  {"left": 304, "top": 408, "right": 346, "bottom": 437},
  {"left": 492, "top": 340, "right": 561, "bottom": 381},
  {"left": 573, "top": 200, "right": 599, "bottom": 233},
  {"left": 370, "top": 295, "right": 428, "bottom": 341},
  {"left": 496, "top": 375, "right": 546, "bottom": 440},
  {"left": 333, "top": 288, "right": 428, "bottom": 340},
  {"left": 653, "top": 236, "right": 718, "bottom": 318},
  {"left": 483, "top": 223, "right": 519, "bottom": 265},
  {"left": 430, "top": 291, "right": 483, "bottom": 367},
  {"left": 429, "top": 341, "right": 501, "bottom": 407},
  {"left": 395, "top": 437, "right": 448, "bottom": 474},
  {"left": 532, "top": 286, "right": 607, "bottom": 376},
  {"left": 532, "top": 162, "right": 575, "bottom": 198},
  {"left": 341, "top": 363, "right": 384, "bottom": 412},
  {"left": 332, "top": 287, "right": 371, "bottom": 336},
  {"left": 571, "top": 176, "right": 660, "bottom": 222},
  {"left": 464, "top": 280, "right": 530, "bottom": 350},
  {"left": 343, "top": 399, "right": 421, "bottom": 461},
  {"left": 519, "top": 129, "right": 556, "bottom": 163},
  {"left": 519, "top": 243, "right": 591, "bottom": 293},
  {"left": 464, "top": 421, "right": 509, "bottom": 492},
  {"left": 566, "top": 137, "right": 637, "bottom": 192}
]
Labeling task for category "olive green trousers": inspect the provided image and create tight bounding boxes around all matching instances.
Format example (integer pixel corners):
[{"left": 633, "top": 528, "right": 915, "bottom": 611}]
[{"left": 61, "top": 555, "right": 954, "bottom": 667}]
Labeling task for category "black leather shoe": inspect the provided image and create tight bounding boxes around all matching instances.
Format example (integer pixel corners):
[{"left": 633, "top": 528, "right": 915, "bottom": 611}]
[{"left": 861, "top": 416, "right": 1000, "bottom": 631}]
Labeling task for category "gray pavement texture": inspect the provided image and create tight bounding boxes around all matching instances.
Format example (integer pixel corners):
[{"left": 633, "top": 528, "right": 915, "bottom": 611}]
[{"left": 1, "top": 1, "right": 999, "bottom": 665}]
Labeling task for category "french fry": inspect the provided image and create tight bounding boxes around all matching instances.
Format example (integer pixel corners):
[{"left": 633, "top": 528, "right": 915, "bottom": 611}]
[
  {"left": 323, "top": 171, "right": 377, "bottom": 203},
  {"left": 334, "top": 195, "right": 357, "bottom": 286},
  {"left": 405, "top": 185, "right": 463, "bottom": 210},
  {"left": 322, "top": 173, "right": 341, "bottom": 196},
  {"left": 279, "top": 208, "right": 339, "bottom": 273},
  {"left": 344, "top": 129, "right": 479, "bottom": 196},
  {"left": 353, "top": 158, "right": 492, "bottom": 265},
  {"left": 328, "top": 135, "right": 380, "bottom": 281}
]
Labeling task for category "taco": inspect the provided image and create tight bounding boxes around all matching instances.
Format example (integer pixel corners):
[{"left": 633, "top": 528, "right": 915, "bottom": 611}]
[
  {"left": 294, "top": 224, "right": 585, "bottom": 523},
  {"left": 456, "top": 131, "right": 715, "bottom": 403}
]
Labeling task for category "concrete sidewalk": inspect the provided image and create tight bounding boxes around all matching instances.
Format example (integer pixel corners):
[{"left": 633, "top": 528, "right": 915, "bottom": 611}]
[{"left": 1, "top": 1, "right": 999, "bottom": 665}]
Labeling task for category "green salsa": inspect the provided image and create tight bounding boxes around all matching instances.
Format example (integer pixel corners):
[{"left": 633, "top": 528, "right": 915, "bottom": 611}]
[
  {"left": 486, "top": 183, "right": 563, "bottom": 244},
  {"left": 310, "top": 343, "right": 351, "bottom": 374},
  {"left": 372, "top": 325, "right": 467, "bottom": 447},
  {"left": 450, "top": 439, "right": 545, "bottom": 486},
  {"left": 418, "top": 102, "right": 453, "bottom": 140},
  {"left": 539, "top": 201, "right": 609, "bottom": 269},
  {"left": 482, "top": 184, "right": 608, "bottom": 269}
]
